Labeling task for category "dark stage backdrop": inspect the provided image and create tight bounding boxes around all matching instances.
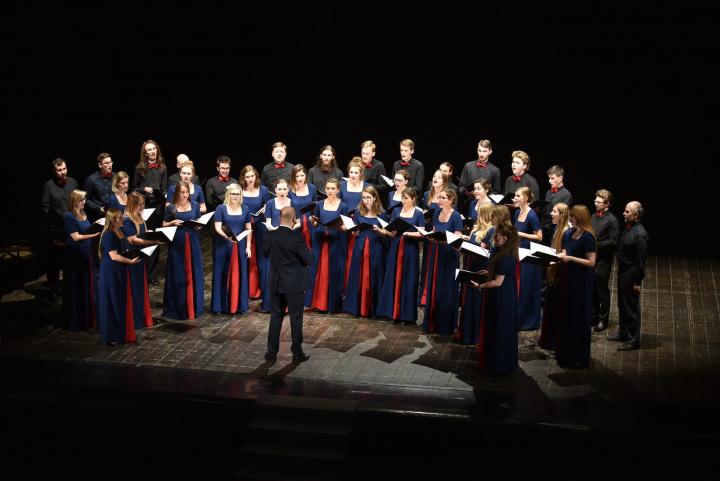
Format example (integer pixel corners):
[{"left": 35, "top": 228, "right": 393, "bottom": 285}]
[{"left": 3, "top": 3, "right": 718, "bottom": 255}]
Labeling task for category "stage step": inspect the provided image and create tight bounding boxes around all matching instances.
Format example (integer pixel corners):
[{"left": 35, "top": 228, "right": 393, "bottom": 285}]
[{"left": 235, "top": 395, "right": 358, "bottom": 481}]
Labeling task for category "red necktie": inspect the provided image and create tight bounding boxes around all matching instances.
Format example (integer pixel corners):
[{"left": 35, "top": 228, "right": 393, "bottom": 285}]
[
  {"left": 626, "top": 223, "right": 632, "bottom": 231},
  {"left": 476, "top": 161, "right": 487, "bottom": 168},
  {"left": 274, "top": 163, "right": 285, "bottom": 169},
  {"left": 101, "top": 172, "right": 112, "bottom": 179},
  {"left": 550, "top": 187, "right": 558, "bottom": 193},
  {"left": 148, "top": 163, "right": 159, "bottom": 169},
  {"left": 399, "top": 161, "right": 410, "bottom": 167},
  {"left": 596, "top": 210, "right": 604, "bottom": 218},
  {"left": 219, "top": 176, "right": 229, "bottom": 182},
  {"left": 512, "top": 175, "right": 521, "bottom": 182}
]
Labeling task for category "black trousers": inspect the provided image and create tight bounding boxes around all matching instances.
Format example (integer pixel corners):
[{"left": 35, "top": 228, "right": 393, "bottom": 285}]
[
  {"left": 592, "top": 258, "right": 613, "bottom": 326},
  {"left": 617, "top": 267, "right": 641, "bottom": 345},
  {"left": 267, "top": 291, "right": 305, "bottom": 357}
]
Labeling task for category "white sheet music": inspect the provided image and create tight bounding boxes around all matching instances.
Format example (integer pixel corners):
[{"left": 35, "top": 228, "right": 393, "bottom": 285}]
[
  {"left": 460, "top": 241, "right": 489, "bottom": 257},
  {"left": 340, "top": 214, "right": 356, "bottom": 230},
  {"left": 140, "top": 245, "right": 158, "bottom": 257},
  {"left": 156, "top": 226, "right": 177, "bottom": 242},
  {"left": 380, "top": 174, "right": 394, "bottom": 187},
  {"left": 141, "top": 208, "right": 155, "bottom": 221},
  {"left": 377, "top": 217, "right": 388, "bottom": 228}
]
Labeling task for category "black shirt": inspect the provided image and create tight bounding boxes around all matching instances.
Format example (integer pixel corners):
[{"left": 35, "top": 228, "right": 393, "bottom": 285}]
[
  {"left": 133, "top": 164, "right": 168, "bottom": 193},
  {"left": 591, "top": 210, "right": 621, "bottom": 261},
  {"left": 205, "top": 176, "right": 239, "bottom": 210},
  {"left": 616, "top": 222, "right": 649, "bottom": 285},
  {"left": 261, "top": 162, "right": 295, "bottom": 191},
  {"left": 541, "top": 185, "right": 573, "bottom": 232},
  {"left": 363, "top": 160, "right": 387, "bottom": 188},
  {"left": 83, "top": 171, "right": 114, "bottom": 221},
  {"left": 391, "top": 158, "right": 424, "bottom": 192},
  {"left": 459, "top": 160, "right": 502, "bottom": 196},
  {"left": 41, "top": 177, "right": 78, "bottom": 234},
  {"left": 307, "top": 165, "right": 343, "bottom": 192},
  {"left": 503, "top": 173, "right": 540, "bottom": 202}
]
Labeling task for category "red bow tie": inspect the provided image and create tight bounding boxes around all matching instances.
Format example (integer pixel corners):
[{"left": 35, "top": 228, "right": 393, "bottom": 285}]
[
  {"left": 596, "top": 210, "right": 604, "bottom": 218},
  {"left": 219, "top": 176, "right": 229, "bottom": 182},
  {"left": 399, "top": 161, "right": 410, "bottom": 167},
  {"left": 274, "top": 163, "right": 285, "bottom": 169},
  {"left": 550, "top": 187, "right": 558, "bottom": 193},
  {"left": 626, "top": 223, "right": 632, "bottom": 231},
  {"left": 101, "top": 172, "right": 112, "bottom": 179},
  {"left": 476, "top": 161, "right": 487, "bottom": 168},
  {"left": 364, "top": 163, "right": 373, "bottom": 169},
  {"left": 148, "top": 163, "right": 159, "bottom": 169},
  {"left": 512, "top": 175, "right": 521, "bottom": 182}
]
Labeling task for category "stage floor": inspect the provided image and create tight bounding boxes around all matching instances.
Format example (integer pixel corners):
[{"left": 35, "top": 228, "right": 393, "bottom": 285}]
[{"left": 1, "top": 248, "right": 719, "bottom": 431}]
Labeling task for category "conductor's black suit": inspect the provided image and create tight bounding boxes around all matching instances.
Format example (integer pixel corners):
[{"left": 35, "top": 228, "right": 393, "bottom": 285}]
[{"left": 263, "top": 225, "right": 314, "bottom": 359}]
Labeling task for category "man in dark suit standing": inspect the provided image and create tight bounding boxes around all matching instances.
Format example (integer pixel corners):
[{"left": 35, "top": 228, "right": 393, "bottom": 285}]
[{"left": 263, "top": 206, "right": 314, "bottom": 363}]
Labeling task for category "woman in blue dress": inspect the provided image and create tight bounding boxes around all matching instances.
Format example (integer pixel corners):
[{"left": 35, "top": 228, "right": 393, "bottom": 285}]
[
  {"left": 418, "top": 170, "right": 448, "bottom": 306},
  {"left": 106, "top": 171, "right": 129, "bottom": 213},
  {"left": 289, "top": 164, "right": 317, "bottom": 250},
  {"left": 555, "top": 205, "right": 597, "bottom": 368},
  {"left": 260, "top": 178, "right": 300, "bottom": 312},
  {"left": 308, "top": 178, "right": 348, "bottom": 312},
  {"left": 121, "top": 192, "right": 157, "bottom": 330},
  {"left": 97, "top": 208, "right": 142, "bottom": 345},
  {"left": 538, "top": 202, "right": 570, "bottom": 351},
  {"left": 467, "top": 178, "right": 493, "bottom": 222},
  {"left": 474, "top": 223, "right": 520, "bottom": 374},
  {"left": 513, "top": 186, "right": 543, "bottom": 330},
  {"left": 240, "top": 165, "right": 271, "bottom": 300},
  {"left": 166, "top": 160, "right": 207, "bottom": 214},
  {"left": 63, "top": 190, "right": 101, "bottom": 331},
  {"left": 343, "top": 186, "right": 389, "bottom": 318},
  {"left": 211, "top": 183, "right": 252, "bottom": 315},
  {"left": 386, "top": 169, "right": 409, "bottom": 212},
  {"left": 162, "top": 181, "right": 204, "bottom": 320},
  {"left": 456, "top": 202, "right": 493, "bottom": 344},
  {"left": 421, "top": 188, "right": 463, "bottom": 335},
  {"left": 376, "top": 187, "right": 425, "bottom": 324},
  {"left": 339, "top": 158, "right": 367, "bottom": 289}
]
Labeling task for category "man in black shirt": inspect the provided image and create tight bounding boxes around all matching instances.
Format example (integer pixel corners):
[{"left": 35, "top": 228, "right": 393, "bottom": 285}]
[
  {"left": 459, "top": 139, "right": 502, "bottom": 199},
  {"left": 261, "top": 142, "right": 294, "bottom": 192},
  {"left": 307, "top": 145, "right": 343, "bottom": 192},
  {"left": 205, "top": 155, "right": 238, "bottom": 211},
  {"left": 361, "top": 140, "right": 388, "bottom": 206},
  {"left": 591, "top": 189, "right": 621, "bottom": 332},
  {"left": 40, "top": 158, "right": 78, "bottom": 299},
  {"left": 608, "top": 201, "right": 648, "bottom": 351},
  {"left": 391, "top": 139, "right": 424, "bottom": 192},
  {"left": 83, "top": 152, "right": 114, "bottom": 222},
  {"left": 541, "top": 165, "right": 573, "bottom": 246}
]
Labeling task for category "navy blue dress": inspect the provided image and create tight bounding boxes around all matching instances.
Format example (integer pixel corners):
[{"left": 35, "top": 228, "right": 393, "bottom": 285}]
[
  {"left": 211, "top": 204, "right": 250, "bottom": 315},
  {"left": 308, "top": 200, "right": 348, "bottom": 311},
  {"left": 421, "top": 209, "right": 463, "bottom": 335},
  {"left": 166, "top": 182, "right": 206, "bottom": 205},
  {"left": 456, "top": 228, "right": 493, "bottom": 344},
  {"left": 556, "top": 229, "right": 596, "bottom": 367},
  {"left": 343, "top": 214, "right": 388, "bottom": 317},
  {"left": 338, "top": 181, "right": 366, "bottom": 213},
  {"left": 106, "top": 194, "right": 126, "bottom": 213},
  {"left": 376, "top": 208, "right": 425, "bottom": 323},
  {"left": 62, "top": 213, "right": 97, "bottom": 331},
  {"left": 386, "top": 190, "right": 403, "bottom": 212},
  {"left": 514, "top": 208, "right": 542, "bottom": 330},
  {"left": 478, "top": 253, "right": 518, "bottom": 374},
  {"left": 242, "top": 186, "right": 272, "bottom": 299},
  {"left": 260, "top": 198, "right": 298, "bottom": 312},
  {"left": 97, "top": 231, "right": 133, "bottom": 344},
  {"left": 121, "top": 218, "right": 153, "bottom": 329},
  {"left": 162, "top": 202, "right": 204, "bottom": 320},
  {"left": 290, "top": 183, "right": 317, "bottom": 250}
]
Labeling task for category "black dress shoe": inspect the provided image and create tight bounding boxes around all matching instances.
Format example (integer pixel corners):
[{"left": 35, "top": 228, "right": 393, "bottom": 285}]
[
  {"left": 264, "top": 352, "right": 277, "bottom": 361},
  {"left": 593, "top": 322, "right": 607, "bottom": 332},
  {"left": 607, "top": 334, "right": 629, "bottom": 342},
  {"left": 617, "top": 342, "right": 639, "bottom": 351},
  {"left": 292, "top": 353, "right": 310, "bottom": 363}
]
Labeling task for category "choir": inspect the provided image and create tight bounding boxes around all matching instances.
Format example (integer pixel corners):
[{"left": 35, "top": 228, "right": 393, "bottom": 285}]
[{"left": 45, "top": 139, "right": 646, "bottom": 369}]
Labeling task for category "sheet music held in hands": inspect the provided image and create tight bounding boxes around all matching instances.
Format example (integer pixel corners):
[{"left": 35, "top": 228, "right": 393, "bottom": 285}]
[
  {"left": 119, "top": 245, "right": 158, "bottom": 260},
  {"left": 459, "top": 241, "right": 489, "bottom": 258},
  {"left": 181, "top": 211, "right": 215, "bottom": 229},
  {"left": 221, "top": 225, "right": 250, "bottom": 242},
  {"left": 340, "top": 214, "right": 375, "bottom": 233},
  {"left": 455, "top": 268, "right": 487, "bottom": 285},
  {"left": 141, "top": 208, "right": 156, "bottom": 221},
  {"left": 519, "top": 242, "right": 559, "bottom": 264},
  {"left": 490, "top": 193, "right": 515, "bottom": 205},
  {"left": 142, "top": 226, "right": 177, "bottom": 243},
  {"left": 250, "top": 205, "right": 267, "bottom": 217},
  {"left": 383, "top": 217, "right": 417, "bottom": 236},
  {"left": 380, "top": 174, "right": 394, "bottom": 187},
  {"left": 85, "top": 218, "right": 105, "bottom": 234},
  {"left": 416, "top": 227, "right": 463, "bottom": 247}
]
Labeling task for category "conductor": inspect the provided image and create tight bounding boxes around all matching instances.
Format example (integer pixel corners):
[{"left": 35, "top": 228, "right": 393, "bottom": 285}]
[{"left": 263, "top": 206, "right": 313, "bottom": 363}]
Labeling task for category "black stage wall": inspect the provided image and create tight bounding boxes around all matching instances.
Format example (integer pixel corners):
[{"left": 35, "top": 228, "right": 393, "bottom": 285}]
[{"left": 3, "top": 2, "right": 718, "bottom": 255}]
